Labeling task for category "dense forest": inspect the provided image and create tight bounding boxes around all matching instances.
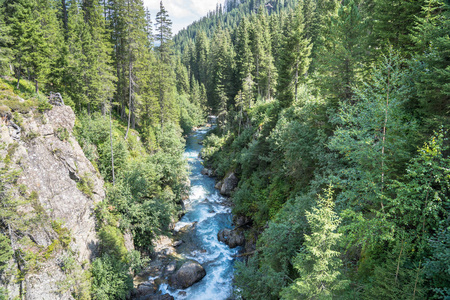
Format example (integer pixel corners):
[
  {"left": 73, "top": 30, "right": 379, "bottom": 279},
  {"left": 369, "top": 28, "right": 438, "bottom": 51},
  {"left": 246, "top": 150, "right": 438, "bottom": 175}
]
[
  {"left": 0, "top": 0, "right": 205, "bottom": 298},
  {"left": 0, "top": 0, "right": 449, "bottom": 299},
  {"left": 174, "top": 0, "right": 450, "bottom": 299}
]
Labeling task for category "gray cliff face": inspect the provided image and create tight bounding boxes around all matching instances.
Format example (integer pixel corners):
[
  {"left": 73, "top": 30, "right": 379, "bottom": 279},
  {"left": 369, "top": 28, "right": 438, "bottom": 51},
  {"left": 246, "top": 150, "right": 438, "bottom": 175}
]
[{"left": 0, "top": 106, "right": 104, "bottom": 299}]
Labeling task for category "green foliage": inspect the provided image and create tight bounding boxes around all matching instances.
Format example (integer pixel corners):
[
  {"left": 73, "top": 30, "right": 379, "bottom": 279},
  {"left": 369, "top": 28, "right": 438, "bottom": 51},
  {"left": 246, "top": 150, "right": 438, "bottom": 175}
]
[
  {"left": 0, "top": 233, "right": 13, "bottom": 271},
  {"left": 0, "top": 287, "right": 7, "bottom": 300},
  {"left": 328, "top": 50, "right": 417, "bottom": 211},
  {"left": 362, "top": 241, "right": 425, "bottom": 300},
  {"left": 98, "top": 226, "right": 128, "bottom": 261},
  {"left": 424, "top": 228, "right": 450, "bottom": 298},
  {"left": 388, "top": 130, "right": 450, "bottom": 246},
  {"left": 58, "top": 252, "right": 91, "bottom": 300},
  {"left": 277, "top": 1, "right": 312, "bottom": 108},
  {"left": 76, "top": 173, "right": 94, "bottom": 198},
  {"left": 55, "top": 127, "right": 69, "bottom": 141},
  {"left": 281, "top": 187, "right": 349, "bottom": 300},
  {"left": 235, "top": 256, "right": 288, "bottom": 300},
  {"left": 91, "top": 254, "right": 133, "bottom": 300},
  {"left": 178, "top": 93, "right": 204, "bottom": 135},
  {"left": 410, "top": 0, "right": 450, "bottom": 122},
  {"left": 37, "top": 97, "right": 53, "bottom": 112},
  {"left": 51, "top": 220, "right": 71, "bottom": 248}
]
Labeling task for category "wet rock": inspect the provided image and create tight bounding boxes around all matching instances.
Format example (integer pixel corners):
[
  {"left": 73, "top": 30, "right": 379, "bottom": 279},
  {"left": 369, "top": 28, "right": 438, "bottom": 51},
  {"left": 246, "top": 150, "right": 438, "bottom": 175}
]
[
  {"left": 201, "top": 168, "right": 214, "bottom": 177},
  {"left": 215, "top": 180, "right": 223, "bottom": 190},
  {"left": 172, "top": 240, "right": 183, "bottom": 247},
  {"left": 164, "top": 260, "right": 177, "bottom": 275},
  {"left": 178, "top": 291, "right": 187, "bottom": 296},
  {"left": 169, "top": 260, "right": 206, "bottom": 289},
  {"left": 152, "top": 235, "right": 176, "bottom": 258},
  {"left": 233, "top": 215, "right": 251, "bottom": 227},
  {"left": 220, "top": 172, "right": 238, "bottom": 196},
  {"left": 135, "top": 293, "right": 174, "bottom": 300},
  {"left": 135, "top": 281, "right": 158, "bottom": 297},
  {"left": 218, "top": 228, "right": 245, "bottom": 248},
  {"left": 174, "top": 222, "right": 197, "bottom": 234}
]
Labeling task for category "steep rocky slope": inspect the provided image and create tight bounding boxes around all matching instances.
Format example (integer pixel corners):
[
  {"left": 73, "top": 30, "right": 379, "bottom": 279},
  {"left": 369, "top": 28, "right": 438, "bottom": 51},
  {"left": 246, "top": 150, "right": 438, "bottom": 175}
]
[{"left": 1, "top": 105, "right": 104, "bottom": 299}]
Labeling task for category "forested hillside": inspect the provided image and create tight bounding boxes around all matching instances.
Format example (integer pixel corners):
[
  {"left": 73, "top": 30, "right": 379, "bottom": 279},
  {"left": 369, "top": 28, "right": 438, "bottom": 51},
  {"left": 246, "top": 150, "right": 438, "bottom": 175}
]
[
  {"left": 0, "top": 0, "right": 205, "bottom": 298},
  {"left": 173, "top": 0, "right": 450, "bottom": 299},
  {"left": 1, "top": 0, "right": 449, "bottom": 298}
]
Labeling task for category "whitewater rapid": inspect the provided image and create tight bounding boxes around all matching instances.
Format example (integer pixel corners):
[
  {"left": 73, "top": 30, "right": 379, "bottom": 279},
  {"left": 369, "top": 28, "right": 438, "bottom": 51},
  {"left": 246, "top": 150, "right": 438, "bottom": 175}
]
[{"left": 159, "top": 127, "right": 237, "bottom": 300}]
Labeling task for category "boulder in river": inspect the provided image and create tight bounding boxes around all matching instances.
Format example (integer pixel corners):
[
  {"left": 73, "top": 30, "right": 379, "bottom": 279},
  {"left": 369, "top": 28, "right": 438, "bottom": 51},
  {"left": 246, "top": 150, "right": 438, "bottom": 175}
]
[
  {"left": 215, "top": 180, "right": 223, "bottom": 190},
  {"left": 134, "top": 293, "right": 174, "bottom": 300},
  {"left": 220, "top": 172, "right": 238, "bottom": 196},
  {"left": 134, "top": 281, "right": 158, "bottom": 298},
  {"left": 217, "top": 228, "right": 245, "bottom": 248},
  {"left": 169, "top": 260, "right": 206, "bottom": 289},
  {"left": 201, "top": 168, "right": 214, "bottom": 177}
]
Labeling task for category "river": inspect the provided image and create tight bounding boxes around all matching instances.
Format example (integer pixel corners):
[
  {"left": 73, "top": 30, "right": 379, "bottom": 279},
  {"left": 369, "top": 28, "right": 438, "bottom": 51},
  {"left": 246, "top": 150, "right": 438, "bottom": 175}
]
[{"left": 159, "top": 126, "right": 237, "bottom": 299}]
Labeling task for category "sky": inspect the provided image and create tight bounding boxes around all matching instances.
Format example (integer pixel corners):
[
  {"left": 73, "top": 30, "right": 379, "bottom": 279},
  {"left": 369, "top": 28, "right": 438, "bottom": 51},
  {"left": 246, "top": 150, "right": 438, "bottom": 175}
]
[{"left": 143, "top": 0, "right": 223, "bottom": 34}]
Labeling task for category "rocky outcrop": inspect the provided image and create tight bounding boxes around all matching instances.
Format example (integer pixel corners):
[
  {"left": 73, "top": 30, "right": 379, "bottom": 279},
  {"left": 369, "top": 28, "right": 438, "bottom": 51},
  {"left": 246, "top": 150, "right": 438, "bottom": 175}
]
[
  {"left": 220, "top": 172, "right": 238, "bottom": 196},
  {"left": 218, "top": 228, "right": 245, "bottom": 248},
  {"left": 20, "top": 106, "right": 103, "bottom": 262},
  {"left": 169, "top": 260, "right": 206, "bottom": 289},
  {"left": 0, "top": 105, "right": 104, "bottom": 299}
]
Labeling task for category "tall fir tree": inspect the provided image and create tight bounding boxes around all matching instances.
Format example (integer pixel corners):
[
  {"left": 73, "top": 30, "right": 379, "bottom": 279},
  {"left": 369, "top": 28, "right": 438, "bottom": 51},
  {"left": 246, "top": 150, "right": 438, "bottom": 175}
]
[
  {"left": 316, "top": 0, "right": 366, "bottom": 104},
  {"left": 276, "top": 1, "right": 312, "bottom": 108},
  {"left": 0, "top": 2, "right": 11, "bottom": 72},
  {"left": 155, "top": 0, "right": 175, "bottom": 131},
  {"left": 82, "top": 0, "right": 115, "bottom": 114},
  {"left": 6, "top": 0, "right": 52, "bottom": 92},
  {"left": 281, "top": 187, "right": 348, "bottom": 300}
]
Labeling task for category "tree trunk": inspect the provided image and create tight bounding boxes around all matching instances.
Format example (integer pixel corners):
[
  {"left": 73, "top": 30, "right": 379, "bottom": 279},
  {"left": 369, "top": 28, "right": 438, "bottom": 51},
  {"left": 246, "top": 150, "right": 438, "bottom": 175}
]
[
  {"left": 16, "top": 67, "right": 21, "bottom": 90},
  {"left": 35, "top": 79, "right": 39, "bottom": 94},
  {"left": 109, "top": 106, "right": 115, "bottom": 185},
  {"left": 294, "top": 64, "right": 299, "bottom": 102},
  {"left": 125, "top": 60, "right": 132, "bottom": 140},
  {"left": 62, "top": 0, "right": 68, "bottom": 34}
]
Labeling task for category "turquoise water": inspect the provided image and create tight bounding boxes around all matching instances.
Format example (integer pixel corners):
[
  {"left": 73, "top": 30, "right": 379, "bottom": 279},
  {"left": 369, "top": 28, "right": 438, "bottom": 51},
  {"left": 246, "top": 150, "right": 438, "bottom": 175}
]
[{"left": 159, "top": 127, "right": 237, "bottom": 300}]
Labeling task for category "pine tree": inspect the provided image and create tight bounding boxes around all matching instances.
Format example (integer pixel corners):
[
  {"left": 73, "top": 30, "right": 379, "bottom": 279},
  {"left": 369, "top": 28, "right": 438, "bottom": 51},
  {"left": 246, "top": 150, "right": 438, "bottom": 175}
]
[
  {"left": 155, "top": 0, "right": 175, "bottom": 131},
  {"left": 65, "top": 0, "right": 88, "bottom": 108},
  {"left": 328, "top": 50, "right": 416, "bottom": 211},
  {"left": 411, "top": 0, "right": 449, "bottom": 121},
  {"left": 371, "top": 0, "right": 426, "bottom": 53},
  {"left": 194, "top": 31, "right": 209, "bottom": 88},
  {"left": 82, "top": 0, "right": 115, "bottom": 114},
  {"left": 281, "top": 187, "right": 348, "bottom": 300},
  {"left": 7, "top": 0, "right": 51, "bottom": 92},
  {"left": 208, "top": 26, "right": 235, "bottom": 113},
  {"left": 0, "top": 3, "right": 12, "bottom": 72},
  {"left": 235, "top": 17, "right": 253, "bottom": 92},
  {"left": 277, "top": 1, "right": 312, "bottom": 108},
  {"left": 316, "top": 0, "right": 366, "bottom": 104},
  {"left": 155, "top": 0, "right": 172, "bottom": 64},
  {"left": 250, "top": 8, "right": 277, "bottom": 100}
]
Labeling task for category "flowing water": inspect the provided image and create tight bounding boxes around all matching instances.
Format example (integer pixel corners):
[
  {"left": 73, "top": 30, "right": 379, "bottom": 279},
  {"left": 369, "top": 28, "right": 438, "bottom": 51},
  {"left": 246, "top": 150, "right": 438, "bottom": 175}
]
[{"left": 159, "top": 126, "right": 237, "bottom": 300}]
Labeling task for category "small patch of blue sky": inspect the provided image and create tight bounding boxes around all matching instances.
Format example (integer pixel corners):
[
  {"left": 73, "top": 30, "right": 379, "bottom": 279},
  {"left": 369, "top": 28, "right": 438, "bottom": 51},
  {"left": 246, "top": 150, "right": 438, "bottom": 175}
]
[{"left": 143, "top": 0, "right": 223, "bottom": 35}]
